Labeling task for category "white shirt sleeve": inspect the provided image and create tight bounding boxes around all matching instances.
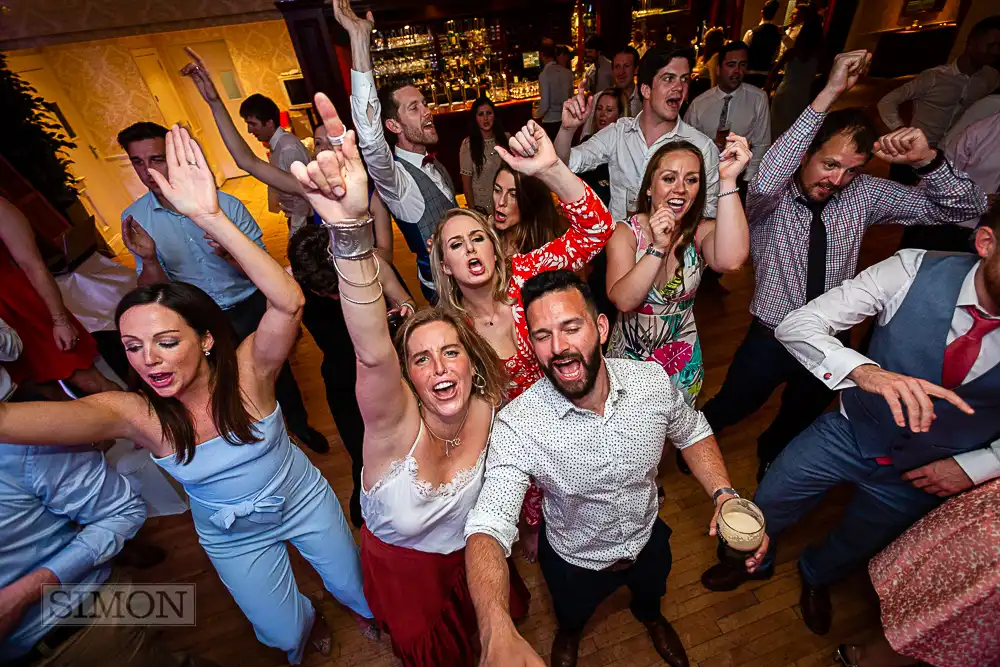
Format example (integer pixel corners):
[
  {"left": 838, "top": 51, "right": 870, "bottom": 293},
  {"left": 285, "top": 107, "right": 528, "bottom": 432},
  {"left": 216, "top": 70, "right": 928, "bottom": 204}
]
[
  {"left": 349, "top": 69, "right": 414, "bottom": 209},
  {"left": 746, "top": 92, "right": 772, "bottom": 181},
  {"left": 0, "top": 315, "right": 22, "bottom": 362},
  {"left": 878, "top": 72, "right": 932, "bottom": 131},
  {"left": 701, "top": 139, "right": 721, "bottom": 219},
  {"left": 568, "top": 123, "right": 616, "bottom": 174},
  {"left": 775, "top": 250, "right": 927, "bottom": 390},
  {"left": 954, "top": 442, "right": 1000, "bottom": 485}
]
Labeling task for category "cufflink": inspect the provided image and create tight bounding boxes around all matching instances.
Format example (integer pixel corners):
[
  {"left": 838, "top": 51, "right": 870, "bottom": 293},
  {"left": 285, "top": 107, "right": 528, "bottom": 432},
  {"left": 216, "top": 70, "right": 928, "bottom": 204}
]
[{"left": 823, "top": 372, "right": 832, "bottom": 380}]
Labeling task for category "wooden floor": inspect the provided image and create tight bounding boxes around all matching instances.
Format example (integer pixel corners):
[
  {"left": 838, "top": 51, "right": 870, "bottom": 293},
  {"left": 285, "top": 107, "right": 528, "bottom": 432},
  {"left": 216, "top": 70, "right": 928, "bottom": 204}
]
[{"left": 125, "top": 83, "right": 910, "bottom": 667}]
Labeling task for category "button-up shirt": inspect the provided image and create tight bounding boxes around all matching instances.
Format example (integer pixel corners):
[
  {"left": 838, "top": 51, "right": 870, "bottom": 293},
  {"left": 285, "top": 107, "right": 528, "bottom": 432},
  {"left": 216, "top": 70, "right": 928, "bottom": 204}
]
[
  {"left": 684, "top": 83, "right": 772, "bottom": 180},
  {"left": 568, "top": 113, "right": 721, "bottom": 221},
  {"left": 0, "top": 316, "right": 22, "bottom": 401},
  {"left": 746, "top": 105, "right": 988, "bottom": 329},
  {"left": 775, "top": 249, "right": 1000, "bottom": 485},
  {"left": 877, "top": 62, "right": 1000, "bottom": 147},
  {"left": 123, "top": 191, "right": 265, "bottom": 310},
  {"left": 538, "top": 61, "right": 575, "bottom": 123},
  {"left": 584, "top": 55, "right": 614, "bottom": 95},
  {"left": 267, "top": 127, "right": 313, "bottom": 223},
  {"left": 0, "top": 445, "right": 145, "bottom": 660},
  {"left": 350, "top": 69, "right": 455, "bottom": 226},
  {"left": 944, "top": 111, "right": 1000, "bottom": 215},
  {"left": 942, "top": 94, "right": 1000, "bottom": 147},
  {"left": 465, "top": 358, "right": 712, "bottom": 570}
]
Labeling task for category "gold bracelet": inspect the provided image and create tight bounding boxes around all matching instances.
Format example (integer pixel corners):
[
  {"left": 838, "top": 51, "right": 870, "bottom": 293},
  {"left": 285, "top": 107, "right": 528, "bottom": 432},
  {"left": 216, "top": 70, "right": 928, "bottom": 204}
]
[
  {"left": 339, "top": 283, "right": 384, "bottom": 305},
  {"left": 333, "top": 255, "right": 381, "bottom": 288}
]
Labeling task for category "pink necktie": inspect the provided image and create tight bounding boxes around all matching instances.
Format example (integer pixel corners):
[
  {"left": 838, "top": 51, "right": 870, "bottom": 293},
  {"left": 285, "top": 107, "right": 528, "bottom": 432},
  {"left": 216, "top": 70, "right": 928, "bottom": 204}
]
[{"left": 941, "top": 306, "right": 1000, "bottom": 389}]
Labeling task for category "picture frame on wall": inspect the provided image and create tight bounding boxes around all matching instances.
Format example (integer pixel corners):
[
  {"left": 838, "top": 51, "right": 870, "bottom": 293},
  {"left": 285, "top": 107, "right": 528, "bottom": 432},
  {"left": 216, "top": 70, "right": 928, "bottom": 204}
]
[{"left": 900, "top": 0, "right": 947, "bottom": 17}]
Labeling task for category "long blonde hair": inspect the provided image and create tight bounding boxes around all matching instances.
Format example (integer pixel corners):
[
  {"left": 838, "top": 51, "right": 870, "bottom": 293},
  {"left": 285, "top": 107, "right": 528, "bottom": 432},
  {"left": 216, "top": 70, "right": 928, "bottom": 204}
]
[
  {"left": 393, "top": 306, "right": 508, "bottom": 408},
  {"left": 429, "top": 208, "right": 513, "bottom": 318}
]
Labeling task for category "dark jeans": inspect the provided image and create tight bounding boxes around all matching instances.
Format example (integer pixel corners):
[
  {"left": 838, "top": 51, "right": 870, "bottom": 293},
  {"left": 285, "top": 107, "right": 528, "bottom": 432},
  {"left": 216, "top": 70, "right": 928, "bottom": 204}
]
[
  {"left": 302, "top": 291, "right": 365, "bottom": 527},
  {"left": 539, "top": 518, "right": 673, "bottom": 635},
  {"left": 701, "top": 318, "right": 840, "bottom": 465},
  {"left": 225, "top": 290, "right": 311, "bottom": 433},
  {"left": 756, "top": 413, "right": 942, "bottom": 586}
]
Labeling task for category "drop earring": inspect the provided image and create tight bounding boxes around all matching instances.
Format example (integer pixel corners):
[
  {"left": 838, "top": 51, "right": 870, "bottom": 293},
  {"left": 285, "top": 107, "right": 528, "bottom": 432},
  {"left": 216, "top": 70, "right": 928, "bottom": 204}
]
[
  {"left": 203, "top": 349, "right": 211, "bottom": 357},
  {"left": 473, "top": 371, "right": 486, "bottom": 394}
]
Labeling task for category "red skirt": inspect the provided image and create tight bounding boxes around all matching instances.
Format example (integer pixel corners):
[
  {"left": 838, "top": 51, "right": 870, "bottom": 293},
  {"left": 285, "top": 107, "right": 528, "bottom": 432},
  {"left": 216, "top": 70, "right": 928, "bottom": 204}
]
[
  {"left": 360, "top": 526, "right": 530, "bottom": 667},
  {"left": 0, "top": 248, "right": 98, "bottom": 384}
]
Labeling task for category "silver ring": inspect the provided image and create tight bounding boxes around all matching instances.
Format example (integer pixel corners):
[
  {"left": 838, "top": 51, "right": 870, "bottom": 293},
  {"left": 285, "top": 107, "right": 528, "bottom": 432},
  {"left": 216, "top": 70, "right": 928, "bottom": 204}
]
[{"left": 327, "top": 127, "right": 347, "bottom": 146}]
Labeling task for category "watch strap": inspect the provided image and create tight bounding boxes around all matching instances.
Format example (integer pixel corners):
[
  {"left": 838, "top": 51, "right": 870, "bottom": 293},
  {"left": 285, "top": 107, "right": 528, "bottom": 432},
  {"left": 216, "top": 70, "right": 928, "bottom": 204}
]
[
  {"left": 645, "top": 245, "right": 666, "bottom": 259},
  {"left": 713, "top": 487, "right": 739, "bottom": 504}
]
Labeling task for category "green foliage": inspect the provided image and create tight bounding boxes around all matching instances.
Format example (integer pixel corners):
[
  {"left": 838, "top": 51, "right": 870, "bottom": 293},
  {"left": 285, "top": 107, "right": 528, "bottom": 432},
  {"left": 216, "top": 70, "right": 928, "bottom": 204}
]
[{"left": 0, "top": 51, "right": 78, "bottom": 211}]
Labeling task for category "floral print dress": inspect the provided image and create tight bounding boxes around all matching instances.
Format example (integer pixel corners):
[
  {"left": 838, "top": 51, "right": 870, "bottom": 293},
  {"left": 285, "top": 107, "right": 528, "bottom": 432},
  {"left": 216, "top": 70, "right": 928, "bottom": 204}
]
[{"left": 608, "top": 215, "right": 705, "bottom": 406}]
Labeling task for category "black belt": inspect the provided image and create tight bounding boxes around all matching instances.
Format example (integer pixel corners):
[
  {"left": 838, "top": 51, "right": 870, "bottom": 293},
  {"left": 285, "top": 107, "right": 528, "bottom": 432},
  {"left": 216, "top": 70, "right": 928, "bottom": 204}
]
[{"left": 8, "top": 623, "right": 85, "bottom": 667}]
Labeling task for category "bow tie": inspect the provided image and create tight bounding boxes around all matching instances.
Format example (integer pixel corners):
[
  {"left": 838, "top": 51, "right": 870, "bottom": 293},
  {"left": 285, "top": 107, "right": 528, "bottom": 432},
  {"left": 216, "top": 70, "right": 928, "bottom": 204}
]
[{"left": 422, "top": 153, "right": 437, "bottom": 168}]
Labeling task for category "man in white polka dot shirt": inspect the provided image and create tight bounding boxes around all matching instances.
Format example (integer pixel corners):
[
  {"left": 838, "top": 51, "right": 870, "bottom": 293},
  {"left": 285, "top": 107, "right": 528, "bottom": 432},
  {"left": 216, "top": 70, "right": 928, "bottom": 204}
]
[{"left": 464, "top": 270, "right": 769, "bottom": 667}]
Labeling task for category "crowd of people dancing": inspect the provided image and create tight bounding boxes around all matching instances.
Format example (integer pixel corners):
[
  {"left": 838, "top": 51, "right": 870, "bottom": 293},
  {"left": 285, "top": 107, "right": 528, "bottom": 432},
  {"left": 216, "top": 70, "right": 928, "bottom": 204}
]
[{"left": 1, "top": 2, "right": 999, "bottom": 667}]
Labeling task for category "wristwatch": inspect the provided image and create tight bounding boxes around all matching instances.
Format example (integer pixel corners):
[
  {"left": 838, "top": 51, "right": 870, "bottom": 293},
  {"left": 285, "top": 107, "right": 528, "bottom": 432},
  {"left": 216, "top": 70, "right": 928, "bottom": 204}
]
[
  {"left": 713, "top": 487, "right": 740, "bottom": 505},
  {"left": 645, "top": 246, "right": 666, "bottom": 259}
]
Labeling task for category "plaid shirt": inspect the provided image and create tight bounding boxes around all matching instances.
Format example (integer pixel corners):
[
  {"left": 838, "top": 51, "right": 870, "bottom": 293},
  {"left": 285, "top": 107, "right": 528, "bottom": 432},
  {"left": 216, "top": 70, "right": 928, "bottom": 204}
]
[{"left": 747, "top": 105, "right": 988, "bottom": 329}]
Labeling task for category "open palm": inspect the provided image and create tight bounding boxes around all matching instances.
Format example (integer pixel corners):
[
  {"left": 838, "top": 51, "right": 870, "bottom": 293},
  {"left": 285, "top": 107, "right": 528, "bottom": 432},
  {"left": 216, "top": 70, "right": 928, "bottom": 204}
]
[
  {"left": 149, "top": 126, "right": 220, "bottom": 222},
  {"left": 290, "top": 93, "right": 369, "bottom": 223}
]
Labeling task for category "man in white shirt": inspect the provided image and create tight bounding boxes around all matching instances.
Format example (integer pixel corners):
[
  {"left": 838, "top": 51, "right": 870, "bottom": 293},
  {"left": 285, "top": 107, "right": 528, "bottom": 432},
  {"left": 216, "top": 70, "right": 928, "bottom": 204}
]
[
  {"left": 333, "top": 0, "right": 457, "bottom": 302},
  {"left": 536, "top": 42, "right": 575, "bottom": 139},
  {"left": 942, "top": 93, "right": 1000, "bottom": 146},
  {"left": 582, "top": 35, "right": 614, "bottom": 95},
  {"left": 702, "top": 205, "right": 1000, "bottom": 636},
  {"left": 238, "top": 94, "right": 313, "bottom": 234},
  {"left": 555, "top": 45, "right": 721, "bottom": 222},
  {"left": 464, "top": 270, "right": 762, "bottom": 667},
  {"left": 878, "top": 16, "right": 1000, "bottom": 155},
  {"left": 630, "top": 30, "right": 647, "bottom": 59},
  {"left": 685, "top": 41, "right": 771, "bottom": 182},
  {"left": 580, "top": 46, "right": 642, "bottom": 140}
]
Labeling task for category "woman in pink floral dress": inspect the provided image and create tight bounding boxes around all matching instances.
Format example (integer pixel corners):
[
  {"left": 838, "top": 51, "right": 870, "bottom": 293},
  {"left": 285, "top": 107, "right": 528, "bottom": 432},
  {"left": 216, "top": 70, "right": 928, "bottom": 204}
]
[
  {"left": 606, "top": 137, "right": 751, "bottom": 407},
  {"left": 836, "top": 478, "right": 1000, "bottom": 667}
]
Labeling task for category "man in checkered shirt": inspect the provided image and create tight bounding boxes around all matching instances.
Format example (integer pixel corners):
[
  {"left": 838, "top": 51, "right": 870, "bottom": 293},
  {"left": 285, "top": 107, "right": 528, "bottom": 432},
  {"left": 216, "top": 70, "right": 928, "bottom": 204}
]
[{"left": 699, "top": 50, "right": 989, "bottom": 482}]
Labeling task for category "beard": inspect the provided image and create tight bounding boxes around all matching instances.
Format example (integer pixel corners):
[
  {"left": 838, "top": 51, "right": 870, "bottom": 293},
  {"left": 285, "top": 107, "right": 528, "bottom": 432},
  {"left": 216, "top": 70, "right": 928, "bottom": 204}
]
[
  {"left": 402, "top": 121, "right": 438, "bottom": 147},
  {"left": 984, "top": 255, "right": 1000, "bottom": 306},
  {"left": 540, "top": 343, "right": 603, "bottom": 400}
]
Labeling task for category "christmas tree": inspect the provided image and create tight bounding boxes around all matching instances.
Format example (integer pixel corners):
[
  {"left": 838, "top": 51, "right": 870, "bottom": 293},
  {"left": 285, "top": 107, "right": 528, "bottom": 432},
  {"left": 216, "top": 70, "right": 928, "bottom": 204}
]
[{"left": 0, "top": 50, "right": 78, "bottom": 212}]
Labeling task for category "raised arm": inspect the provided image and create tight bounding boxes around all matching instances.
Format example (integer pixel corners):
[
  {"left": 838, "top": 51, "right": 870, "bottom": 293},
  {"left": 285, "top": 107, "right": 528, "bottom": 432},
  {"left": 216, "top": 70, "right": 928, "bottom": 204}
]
[
  {"left": 749, "top": 50, "right": 870, "bottom": 218},
  {"left": 150, "top": 126, "right": 304, "bottom": 382},
  {"left": 290, "top": 93, "right": 413, "bottom": 455},
  {"left": 370, "top": 190, "right": 395, "bottom": 264},
  {"left": 554, "top": 91, "right": 595, "bottom": 166},
  {"left": 0, "top": 392, "right": 140, "bottom": 447},
  {"left": 698, "top": 134, "right": 751, "bottom": 272},
  {"left": 0, "top": 198, "right": 80, "bottom": 351},
  {"left": 497, "top": 120, "right": 615, "bottom": 277},
  {"left": 180, "top": 48, "right": 304, "bottom": 195}
]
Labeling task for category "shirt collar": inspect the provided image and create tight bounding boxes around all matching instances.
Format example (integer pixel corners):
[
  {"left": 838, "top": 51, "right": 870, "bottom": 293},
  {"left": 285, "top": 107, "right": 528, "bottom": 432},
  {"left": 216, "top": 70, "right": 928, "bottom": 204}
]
[
  {"left": 268, "top": 126, "right": 287, "bottom": 151},
  {"left": 395, "top": 146, "right": 428, "bottom": 169},
  {"left": 549, "top": 357, "right": 625, "bottom": 418},
  {"left": 147, "top": 191, "right": 181, "bottom": 215},
  {"left": 959, "top": 261, "right": 998, "bottom": 318}
]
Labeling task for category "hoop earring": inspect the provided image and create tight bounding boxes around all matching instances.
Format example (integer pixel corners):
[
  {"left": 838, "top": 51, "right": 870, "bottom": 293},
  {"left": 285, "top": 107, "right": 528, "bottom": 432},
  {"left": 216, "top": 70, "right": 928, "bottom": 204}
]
[{"left": 473, "top": 371, "right": 486, "bottom": 394}]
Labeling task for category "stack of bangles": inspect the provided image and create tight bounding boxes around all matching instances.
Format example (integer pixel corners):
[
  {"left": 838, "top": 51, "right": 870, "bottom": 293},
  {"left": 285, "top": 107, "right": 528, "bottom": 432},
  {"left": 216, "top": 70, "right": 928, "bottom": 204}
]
[{"left": 322, "top": 215, "right": 384, "bottom": 306}]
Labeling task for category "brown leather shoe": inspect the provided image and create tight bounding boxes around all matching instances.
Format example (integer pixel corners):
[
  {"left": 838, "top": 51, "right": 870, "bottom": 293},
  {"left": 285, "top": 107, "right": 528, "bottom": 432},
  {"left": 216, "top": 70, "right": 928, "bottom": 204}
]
[
  {"left": 550, "top": 629, "right": 581, "bottom": 667},
  {"left": 799, "top": 568, "right": 832, "bottom": 635},
  {"left": 700, "top": 562, "right": 773, "bottom": 591},
  {"left": 642, "top": 616, "right": 689, "bottom": 667}
]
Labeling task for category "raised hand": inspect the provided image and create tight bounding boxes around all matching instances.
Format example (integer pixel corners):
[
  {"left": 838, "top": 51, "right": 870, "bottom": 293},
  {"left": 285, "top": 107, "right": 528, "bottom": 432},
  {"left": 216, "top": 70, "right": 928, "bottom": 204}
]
[
  {"left": 718, "top": 133, "right": 752, "bottom": 183},
  {"left": 121, "top": 215, "right": 157, "bottom": 260},
  {"left": 148, "top": 126, "right": 221, "bottom": 223},
  {"left": 495, "top": 120, "right": 560, "bottom": 177},
  {"left": 180, "top": 48, "right": 220, "bottom": 103},
  {"left": 560, "top": 91, "right": 593, "bottom": 132},
  {"left": 290, "top": 93, "right": 369, "bottom": 222},
  {"left": 847, "top": 364, "right": 974, "bottom": 433},
  {"left": 332, "top": 0, "right": 374, "bottom": 38},
  {"left": 825, "top": 50, "right": 871, "bottom": 96},
  {"left": 874, "top": 128, "right": 936, "bottom": 167},
  {"left": 647, "top": 205, "right": 678, "bottom": 253}
]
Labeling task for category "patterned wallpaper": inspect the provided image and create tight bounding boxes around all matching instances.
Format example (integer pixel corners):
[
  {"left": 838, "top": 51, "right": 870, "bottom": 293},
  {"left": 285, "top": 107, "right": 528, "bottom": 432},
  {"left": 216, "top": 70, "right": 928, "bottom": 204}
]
[
  {"left": 0, "top": 0, "right": 280, "bottom": 47},
  {"left": 25, "top": 20, "right": 301, "bottom": 159}
]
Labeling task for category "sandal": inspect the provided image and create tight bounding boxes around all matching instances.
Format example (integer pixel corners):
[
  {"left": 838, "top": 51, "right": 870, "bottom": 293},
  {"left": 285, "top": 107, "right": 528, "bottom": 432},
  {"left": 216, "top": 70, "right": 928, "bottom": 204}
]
[{"left": 351, "top": 610, "right": 381, "bottom": 642}]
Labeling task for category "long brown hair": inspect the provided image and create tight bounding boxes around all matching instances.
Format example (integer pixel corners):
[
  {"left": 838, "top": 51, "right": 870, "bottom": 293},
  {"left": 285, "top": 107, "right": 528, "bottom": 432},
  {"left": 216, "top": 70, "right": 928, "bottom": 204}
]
[
  {"left": 493, "top": 162, "right": 563, "bottom": 255},
  {"left": 430, "top": 208, "right": 513, "bottom": 319},
  {"left": 115, "top": 283, "right": 262, "bottom": 464},
  {"left": 393, "top": 307, "right": 508, "bottom": 408},
  {"left": 468, "top": 96, "right": 507, "bottom": 175},
  {"left": 635, "top": 140, "right": 708, "bottom": 279}
]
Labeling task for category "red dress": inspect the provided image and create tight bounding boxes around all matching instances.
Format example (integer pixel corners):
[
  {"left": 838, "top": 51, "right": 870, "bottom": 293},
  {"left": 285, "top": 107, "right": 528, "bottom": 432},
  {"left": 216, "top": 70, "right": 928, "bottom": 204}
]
[
  {"left": 502, "top": 185, "right": 615, "bottom": 525},
  {"left": 0, "top": 243, "right": 98, "bottom": 384},
  {"left": 870, "top": 479, "right": 1000, "bottom": 667}
]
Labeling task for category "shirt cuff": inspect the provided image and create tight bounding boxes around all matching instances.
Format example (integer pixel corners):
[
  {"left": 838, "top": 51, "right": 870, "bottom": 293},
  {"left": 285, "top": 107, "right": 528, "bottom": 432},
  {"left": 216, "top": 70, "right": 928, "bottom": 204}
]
[
  {"left": 814, "top": 347, "right": 878, "bottom": 390},
  {"left": 350, "top": 69, "right": 377, "bottom": 102},
  {"left": 914, "top": 150, "right": 946, "bottom": 175},
  {"left": 40, "top": 542, "right": 98, "bottom": 586},
  {"left": 954, "top": 446, "right": 1000, "bottom": 485},
  {"left": 464, "top": 509, "right": 518, "bottom": 558}
]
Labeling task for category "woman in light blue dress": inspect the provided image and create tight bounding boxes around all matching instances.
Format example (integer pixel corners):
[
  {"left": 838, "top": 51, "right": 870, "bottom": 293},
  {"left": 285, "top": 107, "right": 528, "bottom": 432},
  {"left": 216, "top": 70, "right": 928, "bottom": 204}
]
[{"left": 0, "top": 126, "right": 375, "bottom": 664}]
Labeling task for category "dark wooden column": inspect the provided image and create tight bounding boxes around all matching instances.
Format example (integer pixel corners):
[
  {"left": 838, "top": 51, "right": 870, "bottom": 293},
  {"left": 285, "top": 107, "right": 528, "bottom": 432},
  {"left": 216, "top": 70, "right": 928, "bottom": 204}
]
[
  {"left": 596, "top": 0, "right": 632, "bottom": 51},
  {"left": 275, "top": 0, "right": 354, "bottom": 130}
]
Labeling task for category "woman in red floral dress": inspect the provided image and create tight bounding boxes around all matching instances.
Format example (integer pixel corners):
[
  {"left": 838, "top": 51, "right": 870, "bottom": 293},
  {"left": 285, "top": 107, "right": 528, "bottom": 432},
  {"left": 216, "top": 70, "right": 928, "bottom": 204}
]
[
  {"left": 836, "top": 478, "right": 1000, "bottom": 667},
  {"left": 430, "top": 119, "right": 615, "bottom": 560}
]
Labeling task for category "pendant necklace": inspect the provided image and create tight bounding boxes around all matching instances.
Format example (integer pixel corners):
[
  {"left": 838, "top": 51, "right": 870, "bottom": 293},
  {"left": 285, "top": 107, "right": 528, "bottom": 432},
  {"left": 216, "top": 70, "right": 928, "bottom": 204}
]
[{"left": 422, "top": 403, "right": 472, "bottom": 457}]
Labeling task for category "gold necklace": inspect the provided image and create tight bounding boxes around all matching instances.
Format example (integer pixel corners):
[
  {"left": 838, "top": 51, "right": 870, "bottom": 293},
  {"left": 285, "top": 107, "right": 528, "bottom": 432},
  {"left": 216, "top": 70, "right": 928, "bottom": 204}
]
[{"left": 422, "top": 403, "right": 472, "bottom": 457}]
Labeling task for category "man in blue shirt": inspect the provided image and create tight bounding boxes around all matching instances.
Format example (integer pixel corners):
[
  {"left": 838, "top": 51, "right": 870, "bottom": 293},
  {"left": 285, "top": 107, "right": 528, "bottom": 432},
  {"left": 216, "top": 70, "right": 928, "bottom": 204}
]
[{"left": 116, "top": 122, "right": 328, "bottom": 453}]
